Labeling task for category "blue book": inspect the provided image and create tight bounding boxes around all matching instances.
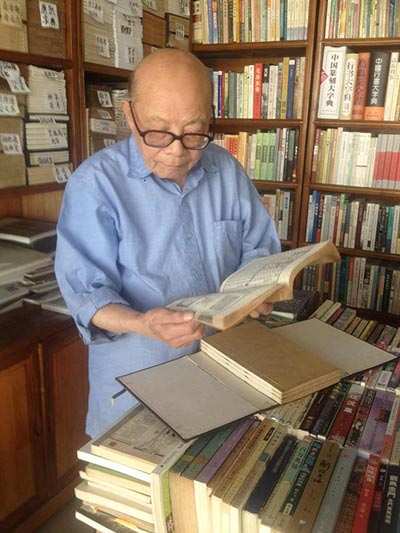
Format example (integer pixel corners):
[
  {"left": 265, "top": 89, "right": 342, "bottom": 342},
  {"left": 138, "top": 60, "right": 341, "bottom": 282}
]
[{"left": 286, "top": 59, "right": 296, "bottom": 119}]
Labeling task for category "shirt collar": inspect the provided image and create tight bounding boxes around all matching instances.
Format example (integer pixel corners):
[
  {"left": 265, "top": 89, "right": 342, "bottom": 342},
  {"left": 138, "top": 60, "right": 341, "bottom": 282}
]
[{"left": 126, "top": 135, "right": 218, "bottom": 187}]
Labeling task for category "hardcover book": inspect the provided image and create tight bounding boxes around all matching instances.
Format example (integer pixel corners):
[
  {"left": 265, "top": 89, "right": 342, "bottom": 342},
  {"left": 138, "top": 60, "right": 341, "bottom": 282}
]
[
  {"left": 168, "top": 240, "right": 340, "bottom": 330},
  {"left": 117, "top": 318, "right": 395, "bottom": 440}
]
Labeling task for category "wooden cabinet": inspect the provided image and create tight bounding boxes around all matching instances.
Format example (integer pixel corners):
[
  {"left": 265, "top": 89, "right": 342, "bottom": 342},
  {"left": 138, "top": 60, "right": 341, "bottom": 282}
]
[{"left": 0, "top": 306, "right": 88, "bottom": 532}]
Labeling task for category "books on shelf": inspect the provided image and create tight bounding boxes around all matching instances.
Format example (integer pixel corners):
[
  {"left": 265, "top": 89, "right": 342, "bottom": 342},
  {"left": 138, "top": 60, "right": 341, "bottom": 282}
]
[
  {"left": 26, "top": 0, "right": 66, "bottom": 58},
  {"left": 0, "top": 0, "right": 28, "bottom": 53},
  {"left": 0, "top": 241, "right": 53, "bottom": 284},
  {"left": 167, "top": 241, "right": 340, "bottom": 330},
  {"left": 117, "top": 317, "right": 395, "bottom": 440}
]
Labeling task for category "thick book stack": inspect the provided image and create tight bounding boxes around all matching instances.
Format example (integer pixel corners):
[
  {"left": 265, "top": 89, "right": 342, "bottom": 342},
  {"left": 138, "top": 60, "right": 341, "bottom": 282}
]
[
  {"left": 113, "top": 0, "right": 143, "bottom": 70},
  {"left": 75, "top": 303, "right": 400, "bottom": 532},
  {"left": 211, "top": 58, "right": 305, "bottom": 120},
  {"left": 213, "top": 128, "right": 299, "bottom": 183},
  {"left": 83, "top": 0, "right": 115, "bottom": 67},
  {"left": 86, "top": 84, "right": 117, "bottom": 155},
  {"left": 25, "top": 65, "right": 72, "bottom": 185},
  {"left": 0, "top": 63, "right": 27, "bottom": 188},
  {"left": 261, "top": 189, "right": 294, "bottom": 241},
  {"left": 75, "top": 404, "right": 194, "bottom": 533},
  {"left": 26, "top": 0, "right": 66, "bottom": 58},
  {"left": 0, "top": 0, "right": 28, "bottom": 53},
  {"left": 303, "top": 256, "right": 400, "bottom": 315},
  {"left": 111, "top": 88, "right": 131, "bottom": 141},
  {"left": 318, "top": 48, "right": 400, "bottom": 122},
  {"left": 194, "top": 0, "right": 310, "bottom": 44}
]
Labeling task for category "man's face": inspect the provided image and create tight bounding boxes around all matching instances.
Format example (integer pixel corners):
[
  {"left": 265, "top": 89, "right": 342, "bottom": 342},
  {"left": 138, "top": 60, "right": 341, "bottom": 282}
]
[{"left": 123, "top": 87, "right": 211, "bottom": 189}]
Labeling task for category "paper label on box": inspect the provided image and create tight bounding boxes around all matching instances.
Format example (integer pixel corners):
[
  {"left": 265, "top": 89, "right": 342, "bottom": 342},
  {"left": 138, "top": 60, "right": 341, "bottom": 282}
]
[
  {"left": 179, "top": 0, "right": 189, "bottom": 16},
  {"left": 98, "top": 109, "right": 112, "bottom": 119},
  {"left": 90, "top": 118, "right": 116, "bottom": 134},
  {"left": 129, "top": 0, "right": 142, "bottom": 17},
  {"left": 86, "top": 0, "right": 104, "bottom": 22},
  {"left": 0, "top": 0, "right": 23, "bottom": 27},
  {"left": 7, "top": 76, "right": 30, "bottom": 94},
  {"left": 37, "top": 154, "right": 55, "bottom": 166},
  {"left": 42, "top": 69, "right": 60, "bottom": 80},
  {"left": 0, "top": 133, "right": 23, "bottom": 154},
  {"left": 95, "top": 34, "right": 111, "bottom": 58},
  {"left": 39, "top": 1, "right": 60, "bottom": 29},
  {"left": 53, "top": 165, "right": 71, "bottom": 182},
  {"left": 128, "top": 46, "right": 139, "bottom": 66},
  {"left": 104, "top": 138, "right": 116, "bottom": 146},
  {"left": 0, "top": 61, "right": 20, "bottom": 81},
  {"left": 97, "top": 90, "right": 112, "bottom": 108},
  {"left": 143, "top": 0, "right": 157, "bottom": 10},
  {"left": 37, "top": 115, "right": 57, "bottom": 123},
  {"left": 46, "top": 92, "right": 65, "bottom": 112},
  {"left": 175, "top": 23, "right": 185, "bottom": 40},
  {"left": 0, "top": 94, "right": 20, "bottom": 116},
  {"left": 47, "top": 127, "right": 68, "bottom": 147}
]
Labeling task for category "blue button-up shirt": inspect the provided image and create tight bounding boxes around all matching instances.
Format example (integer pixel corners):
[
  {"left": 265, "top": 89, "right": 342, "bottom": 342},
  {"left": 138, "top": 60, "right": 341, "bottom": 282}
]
[{"left": 55, "top": 135, "right": 280, "bottom": 437}]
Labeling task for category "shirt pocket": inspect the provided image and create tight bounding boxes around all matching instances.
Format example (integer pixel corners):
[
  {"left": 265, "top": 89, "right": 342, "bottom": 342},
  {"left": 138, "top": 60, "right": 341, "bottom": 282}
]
[{"left": 213, "top": 220, "right": 243, "bottom": 277}]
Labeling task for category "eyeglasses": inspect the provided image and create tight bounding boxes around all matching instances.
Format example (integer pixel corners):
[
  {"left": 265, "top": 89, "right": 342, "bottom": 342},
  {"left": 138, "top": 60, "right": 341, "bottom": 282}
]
[{"left": 129, "top": 102, "right": 214, "bottom": 150}]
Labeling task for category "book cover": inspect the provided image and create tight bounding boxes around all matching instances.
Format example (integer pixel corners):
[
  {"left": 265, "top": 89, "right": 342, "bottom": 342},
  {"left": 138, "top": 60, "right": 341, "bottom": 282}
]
[
  {"left": 339, "top": 52, "right": 359, "bottom": 119},
  {"left": 346, "top": 388, "right": 376, "bottom": 448},
  {"left": 378, "top": 463, "right": 400, "bottom": 531},
  {"left": 352, "top": 454, "right": 380, "bottom": 531},
  {"left": 334, "top": 455, "right": 368, "bottom": 532},
  {"left": 352, "top": 52, "right": 371, "bottom": 119},
  {"left": 318, "top": 46, "right": 347, "bottom": 119},
  {"left": 364, "top": 50, "right": 391, "bottom": 120},
  {"left": 327, "top": 382, "right": 364, "bottom": 446},
  {"left": 358, "top": 390, "right": 395, "bottom": 456}
]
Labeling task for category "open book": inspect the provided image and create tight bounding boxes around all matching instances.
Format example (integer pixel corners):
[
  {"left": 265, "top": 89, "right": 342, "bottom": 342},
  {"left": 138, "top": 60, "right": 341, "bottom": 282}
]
[
  {"left": 117, "top": 319, "right": 395, "bottom": 440},
  {"left": 167, "top": 240, "right": 340, "bottom": 330}
]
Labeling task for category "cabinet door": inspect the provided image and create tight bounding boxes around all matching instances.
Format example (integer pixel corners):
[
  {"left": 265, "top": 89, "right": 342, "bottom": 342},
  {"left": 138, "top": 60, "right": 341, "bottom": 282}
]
[
  {"left": 39, "top": 327, "right": 89, "bottom": 494},
  {"left": 0, "top": 348, "right": 46, "bottom": 529}
]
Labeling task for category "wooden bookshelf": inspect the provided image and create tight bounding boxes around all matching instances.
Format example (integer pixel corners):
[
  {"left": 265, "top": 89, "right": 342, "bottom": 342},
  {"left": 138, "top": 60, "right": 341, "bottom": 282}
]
[{"left": 300, "top": 0, "right": 400, "bottom": 322}]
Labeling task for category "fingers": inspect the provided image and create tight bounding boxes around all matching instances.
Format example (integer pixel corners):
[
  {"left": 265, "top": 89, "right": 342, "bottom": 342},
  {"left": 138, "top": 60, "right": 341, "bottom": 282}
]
[{"left": 141, "top": 308, "right": 205, "bottom": 348}]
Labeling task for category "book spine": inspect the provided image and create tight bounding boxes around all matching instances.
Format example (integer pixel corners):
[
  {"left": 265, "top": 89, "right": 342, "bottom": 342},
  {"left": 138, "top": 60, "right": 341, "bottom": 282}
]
[
  {"left": 334, "top": 455, "right": 368, "bottom": 532},
  {"left": 352, "top": 52, "right": 371, "bottom": 119},
  {"left": 312, "top": 447, "right": 358, "bottom": 533},
  {"left": 378, "top": 463, "right": 400, "bottom": 532},
  {"left": 327, "top": 382, "right": 365, "bottom": 446},
  {"left": 351, "top": 454, "right": 380, "bottom": 532},
  {"left": 358, "top": 390, "right": 395, "bottom": 456},
  {"left": 346, "top": 388, "right": 376, "bottom": 448},
  {"left": 364, "top": 50, "right": 391, "bottom": 120},
  {"left": 368, "top": 463, "right": 388, "bottom": 532}
]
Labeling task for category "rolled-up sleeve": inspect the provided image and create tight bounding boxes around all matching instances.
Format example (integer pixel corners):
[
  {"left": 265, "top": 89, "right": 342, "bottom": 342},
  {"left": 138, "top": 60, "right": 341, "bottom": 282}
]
[{"left": 55, "top": 171, "right": 128, "bottom": 344}]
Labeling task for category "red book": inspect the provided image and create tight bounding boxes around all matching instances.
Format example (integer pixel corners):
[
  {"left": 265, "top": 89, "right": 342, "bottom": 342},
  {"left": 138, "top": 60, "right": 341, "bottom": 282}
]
[
  {"left": 328, "top": 382, "right": 364, "bottom": 446},
  {"left": 252, "top": 62, "right": 263, "bottom": 119},
  {"left": 351, "top": 454, "right": 380, "bottom": 533},
  {"left": 352, "top": 52, "right": 370, "bottom": 120},
  {"left": 364, "top": 51, "right": 391, "bottom": 121}
]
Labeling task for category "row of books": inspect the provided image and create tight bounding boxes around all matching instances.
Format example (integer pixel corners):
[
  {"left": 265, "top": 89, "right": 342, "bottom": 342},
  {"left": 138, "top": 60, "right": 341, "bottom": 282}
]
[
  {"left": 192, "top": 0, "right": 310, "bottom": 44},
  {"left": 303, "top": 256, "right": 400, "bottom": 315},
  {"left": 324, "top": 0, "right": 400, "bottom": 39},
  {"left": 305, "top": 192, "right": 400, "bottom": 255},
  {"left": 318, "top": 49, "right": 400, "bottom": 122},
  {"left": 74, "top": 304, "right": 400, "bottom": 532},
  {"left": 0, "top": 0, "right": 66, "bottom": 57},
  {"left": 0, "top": 62, "right": 72, "bottom": 189},
  {"left": 261, "top": 189, "right": 294, "bottom": 241},
  {"left": 213, "top": 128, "right": 299, "bottom": 183},
  {"left": 311, "top": 129, "right": 400, "bottom": 189},
  {"left": 212, "top": 57, "right": 305, "bottom": 120}
]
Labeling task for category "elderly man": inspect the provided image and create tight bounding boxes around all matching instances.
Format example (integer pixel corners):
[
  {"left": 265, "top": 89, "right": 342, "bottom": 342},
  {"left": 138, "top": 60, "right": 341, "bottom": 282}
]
[{"left": 55, "top": 48, "right": 280, "bottom": 437}]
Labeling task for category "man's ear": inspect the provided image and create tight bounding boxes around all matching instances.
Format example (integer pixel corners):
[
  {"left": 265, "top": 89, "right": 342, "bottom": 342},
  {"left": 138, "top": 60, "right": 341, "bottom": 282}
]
[{"left": 121, "top": 100, "right": 135, "bottom": 132}]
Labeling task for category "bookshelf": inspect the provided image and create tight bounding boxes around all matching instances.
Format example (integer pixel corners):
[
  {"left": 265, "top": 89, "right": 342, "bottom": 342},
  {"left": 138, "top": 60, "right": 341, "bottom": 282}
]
[
  {"left": 299, "top": 0, "right": 400, "bottom": 325},
  {"left": 191, "top": 0, "right": 318, "bottom": 249}
]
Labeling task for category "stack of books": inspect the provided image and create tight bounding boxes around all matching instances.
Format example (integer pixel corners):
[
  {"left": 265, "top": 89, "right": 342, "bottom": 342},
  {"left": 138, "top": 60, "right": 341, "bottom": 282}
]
[
  {"left": 83, "top": 0, "right": 115, "bottom": 67},
  {"left": 0, "top": 0, "right": 28, "bottom": 52},
  {"left": 26, "top": 0, "right": 66, "bottom": 58},
  {"left": 75, "top": 404, "right": 193, "bottom": 533},
  {"left": 0, "top": 63, "right": 28, "bottom": 188},
  {"left": 25, "top": 65, "right": 72, "bottom": 185},
  {"left": 113, "top": 0, "right": 143, "bottom": 70},
  {"left": 75, "top": 302, "right": 400, "bottom": 532},
  {"left": 86, "top": 84, "right": 117, "bottom": 155},
  {"left": 112, "top": 88, "right": 131, "bottom": 141},
  {"left": 142, "top": 0, "right": 166, "bottom": 50},
  {"left": 165, "top": 13, "right": 190, "bottom": 51}
]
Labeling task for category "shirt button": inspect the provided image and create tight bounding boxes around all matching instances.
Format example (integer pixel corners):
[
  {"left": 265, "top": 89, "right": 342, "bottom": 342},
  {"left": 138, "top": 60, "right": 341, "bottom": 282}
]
[
  {"left": 186, "top": 232, "right": 193, "bottom": 239},
  {"left": 195, "top": 273, "right": 202, "bottom": 280}
]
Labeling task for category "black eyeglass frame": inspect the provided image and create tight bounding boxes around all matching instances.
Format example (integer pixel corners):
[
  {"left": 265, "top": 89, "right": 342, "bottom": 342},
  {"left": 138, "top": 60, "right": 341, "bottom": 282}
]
[{"left": 129, "top": 101, "right": 215, "bottom": 150}]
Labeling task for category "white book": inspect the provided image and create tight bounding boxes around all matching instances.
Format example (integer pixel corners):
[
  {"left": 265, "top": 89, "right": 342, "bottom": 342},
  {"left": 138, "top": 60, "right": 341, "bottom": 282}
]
[
  {"left": 0, "top": 242, "right": 52, "bottom": 283},
  {"left": 384, "top": 52, "right": 399, "bottom": 120},
  {"left": 318, "top": 46, "right": 347, "bottom": 119}
]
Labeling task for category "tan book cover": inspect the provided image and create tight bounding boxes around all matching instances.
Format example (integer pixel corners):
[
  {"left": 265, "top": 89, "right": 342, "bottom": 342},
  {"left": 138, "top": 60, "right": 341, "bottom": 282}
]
[
  {"left": 143, "top": 11, "right": 166, "bottom": 47},
  {"left": 118, "top": 318, "right": 396, "bottom": 440},
  {"left": 26, "top": 0, "right": 66, "bottom": 57}
]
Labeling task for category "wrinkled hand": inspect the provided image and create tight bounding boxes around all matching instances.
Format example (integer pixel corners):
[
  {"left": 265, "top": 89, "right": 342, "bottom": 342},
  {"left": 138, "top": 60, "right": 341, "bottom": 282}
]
[
  {"left": 249, "top": 302, "right": 274, "bottom": 319},
  {"left": 138, "top": 307, "right": 205, "bottom": 348}
]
